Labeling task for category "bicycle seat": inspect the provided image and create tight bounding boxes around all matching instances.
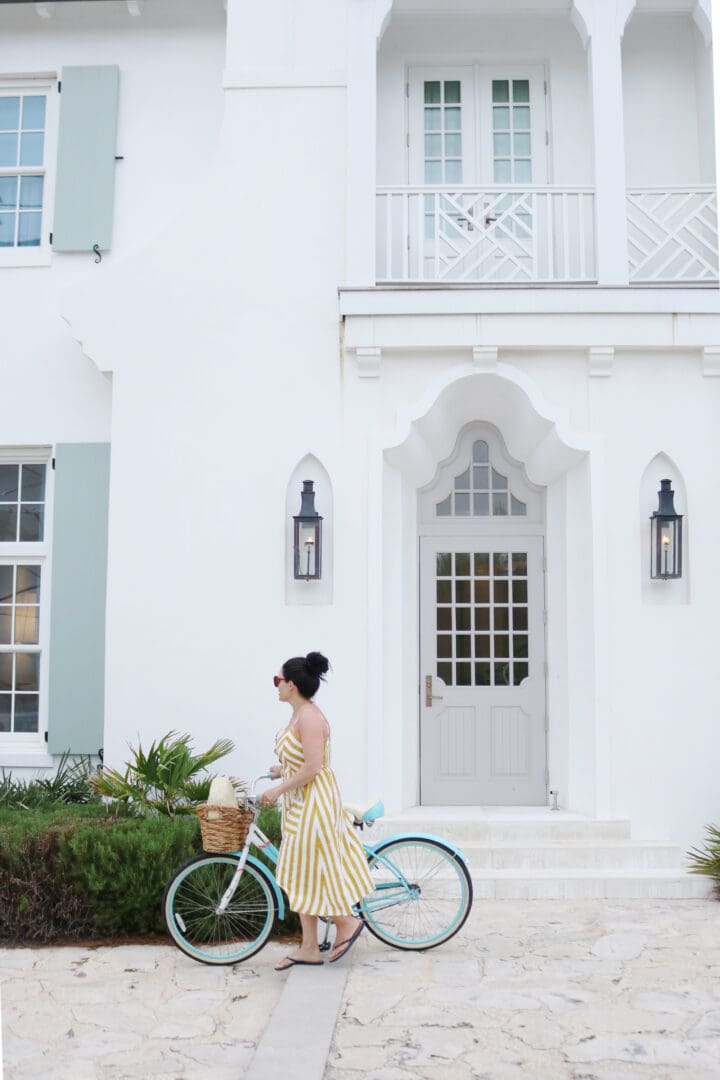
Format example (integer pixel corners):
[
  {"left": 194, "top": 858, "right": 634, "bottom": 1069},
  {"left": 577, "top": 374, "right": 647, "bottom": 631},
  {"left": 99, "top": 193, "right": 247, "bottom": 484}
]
[{"left": 345, "top": 799, "right": 384, "bottom": 826}]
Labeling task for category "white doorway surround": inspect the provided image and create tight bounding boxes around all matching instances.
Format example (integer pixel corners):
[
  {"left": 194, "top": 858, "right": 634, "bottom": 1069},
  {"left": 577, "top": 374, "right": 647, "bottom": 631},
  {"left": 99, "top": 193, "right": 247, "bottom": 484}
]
[
  {"left": 370, "top": 361, "right": 603, "bottom": 818},
  {"left": 418, "top": 426, "right": 547, "bottom": 805}
]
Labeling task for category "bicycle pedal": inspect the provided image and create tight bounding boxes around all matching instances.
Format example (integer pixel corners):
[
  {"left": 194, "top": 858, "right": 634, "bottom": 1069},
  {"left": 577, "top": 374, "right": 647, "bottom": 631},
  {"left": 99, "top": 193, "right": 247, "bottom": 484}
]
[{"left": 319, "top": 941, "right": 333, "bottom": 952}]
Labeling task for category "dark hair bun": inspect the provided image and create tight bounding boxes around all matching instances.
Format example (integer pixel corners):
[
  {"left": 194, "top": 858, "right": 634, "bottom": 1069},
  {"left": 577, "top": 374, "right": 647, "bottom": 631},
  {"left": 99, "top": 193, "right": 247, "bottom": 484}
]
[{"left": 305, "top": 652, "right": 330, "bottom": 678}]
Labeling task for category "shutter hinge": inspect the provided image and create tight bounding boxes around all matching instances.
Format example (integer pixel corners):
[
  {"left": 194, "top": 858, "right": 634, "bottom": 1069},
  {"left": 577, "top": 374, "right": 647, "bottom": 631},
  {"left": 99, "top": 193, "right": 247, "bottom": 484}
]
[
  {"left": 543, "top": 609, "right": 548, "bottom": 625},
  {"left": 405, "top": 81, "right": 410, "bottom": 98},
  {"left": 545, "top": 131, "right": 549, "bottom": 146},
  {"left": 44, "top": 730, "right": 49, "bottom": 742},
  {"left": 51, "top": 457, "right": 56, "bottom": 470},
  {"left": 407, "top": 234, "right": 411, "bottom": 251},
  {"left": 57, "top": 81, "right": 61, "bottom": 93},
  {"left": 49, "top": 232, "right": 53, "bottom": 245},
  {"left": 544, "top": 79, "right": 547, "bottom": 95},
  {"left": 406, "top": 132, "right": 410, "bottom": 148}
]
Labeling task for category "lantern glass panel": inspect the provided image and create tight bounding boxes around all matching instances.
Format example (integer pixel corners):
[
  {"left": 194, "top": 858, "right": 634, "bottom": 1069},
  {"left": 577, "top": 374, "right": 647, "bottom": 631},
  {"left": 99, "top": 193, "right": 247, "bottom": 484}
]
[{"left": 296, "top": 521, "right": 317, "bottom": 578}]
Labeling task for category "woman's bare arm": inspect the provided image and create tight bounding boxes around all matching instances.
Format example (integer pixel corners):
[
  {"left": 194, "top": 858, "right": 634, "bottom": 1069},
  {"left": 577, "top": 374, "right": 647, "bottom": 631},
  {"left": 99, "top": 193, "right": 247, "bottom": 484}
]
[{"left": 261, "top": 708, "right": 326, "bottom": 803}]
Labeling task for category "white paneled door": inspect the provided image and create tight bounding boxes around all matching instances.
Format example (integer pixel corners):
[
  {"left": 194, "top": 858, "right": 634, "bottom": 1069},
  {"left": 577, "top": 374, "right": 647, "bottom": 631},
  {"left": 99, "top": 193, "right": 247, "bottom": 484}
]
[{"left": 420, "top": 536, "right": 547, "bottom": 805}]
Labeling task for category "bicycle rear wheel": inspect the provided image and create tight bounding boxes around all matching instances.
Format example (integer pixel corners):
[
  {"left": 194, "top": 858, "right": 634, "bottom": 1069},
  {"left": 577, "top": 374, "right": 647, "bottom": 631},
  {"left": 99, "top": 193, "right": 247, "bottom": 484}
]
[
  {"left": 163, "top": 854, "right": 276, "bottom": 965},
  {"left": 359, "top": 837, "right": 473, "bottom": 951}
]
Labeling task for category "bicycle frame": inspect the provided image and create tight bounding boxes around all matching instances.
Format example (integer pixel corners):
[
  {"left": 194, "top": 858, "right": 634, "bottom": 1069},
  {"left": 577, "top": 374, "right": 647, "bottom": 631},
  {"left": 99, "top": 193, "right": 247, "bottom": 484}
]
[{"left": 216, "top": 776, "right": 466, "bottom": 925}]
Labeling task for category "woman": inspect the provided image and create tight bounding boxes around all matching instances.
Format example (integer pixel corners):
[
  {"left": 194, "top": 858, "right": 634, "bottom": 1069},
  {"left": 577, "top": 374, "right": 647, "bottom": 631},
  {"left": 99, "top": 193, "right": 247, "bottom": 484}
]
[{"left": 259, "top": 652, "right": 373, "bottom": 971}]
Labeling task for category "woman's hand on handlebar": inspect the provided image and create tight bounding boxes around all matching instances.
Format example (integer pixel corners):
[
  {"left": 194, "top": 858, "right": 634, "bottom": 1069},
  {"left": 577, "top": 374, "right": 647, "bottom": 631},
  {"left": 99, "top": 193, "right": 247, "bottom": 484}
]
[
  {"left": 268, "top": 764, "right": 282, "bottom": 780},
  {"left": 259, "top": 784, "right": 281, "bottom": 807}
]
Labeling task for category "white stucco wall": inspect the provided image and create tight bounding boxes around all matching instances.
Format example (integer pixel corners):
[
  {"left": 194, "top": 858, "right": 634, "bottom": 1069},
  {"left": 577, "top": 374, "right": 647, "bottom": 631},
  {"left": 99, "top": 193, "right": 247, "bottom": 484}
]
[{"left": 623, "top": 14, "right": 711, "bottom": 185}]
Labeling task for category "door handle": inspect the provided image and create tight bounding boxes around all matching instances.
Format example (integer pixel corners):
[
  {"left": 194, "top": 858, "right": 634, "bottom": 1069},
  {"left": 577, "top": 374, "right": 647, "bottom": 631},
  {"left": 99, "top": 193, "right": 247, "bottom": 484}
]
[{"left": 425, "top": 675, "right": 444, "bottom": 707}]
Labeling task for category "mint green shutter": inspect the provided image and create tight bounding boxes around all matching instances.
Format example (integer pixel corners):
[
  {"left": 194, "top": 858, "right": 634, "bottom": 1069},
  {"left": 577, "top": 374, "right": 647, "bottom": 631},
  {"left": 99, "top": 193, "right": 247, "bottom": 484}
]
[
  {"left": 52, "top": 66, "right": 120, "bottom": 253},
  {"left": 47, "top": 444, "right": 110, "bottom": 756}
]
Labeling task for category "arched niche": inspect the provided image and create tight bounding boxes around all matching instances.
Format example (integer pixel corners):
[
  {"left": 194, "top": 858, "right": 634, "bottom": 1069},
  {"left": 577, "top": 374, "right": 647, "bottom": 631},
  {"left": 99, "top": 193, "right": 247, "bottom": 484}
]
[
  {"left": 285, "top": 455, "right": 333, "bottom": 606},
  {"left": 640, "top": 453, "right": 689, "bottom": 605}
]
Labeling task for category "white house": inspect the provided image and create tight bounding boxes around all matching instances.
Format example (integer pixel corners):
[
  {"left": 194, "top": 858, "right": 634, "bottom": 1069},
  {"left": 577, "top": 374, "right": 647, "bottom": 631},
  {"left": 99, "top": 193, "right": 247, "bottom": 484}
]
[{"left": 1, "top": 0, "right": 719, "bottom": 895}]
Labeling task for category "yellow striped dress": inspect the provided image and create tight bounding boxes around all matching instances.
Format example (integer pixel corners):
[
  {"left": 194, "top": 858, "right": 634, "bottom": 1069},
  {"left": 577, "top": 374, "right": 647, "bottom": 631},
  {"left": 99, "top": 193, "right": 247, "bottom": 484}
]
[{"left": 274, "top": 725, "right": 374, "bottom": 916}]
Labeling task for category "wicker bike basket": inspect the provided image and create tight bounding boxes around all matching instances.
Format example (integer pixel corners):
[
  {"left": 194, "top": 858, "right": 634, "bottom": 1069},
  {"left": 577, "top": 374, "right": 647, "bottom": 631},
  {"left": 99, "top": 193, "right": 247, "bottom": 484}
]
[{"left": 196, "top": 803, "right": 255, "bottom": 853}]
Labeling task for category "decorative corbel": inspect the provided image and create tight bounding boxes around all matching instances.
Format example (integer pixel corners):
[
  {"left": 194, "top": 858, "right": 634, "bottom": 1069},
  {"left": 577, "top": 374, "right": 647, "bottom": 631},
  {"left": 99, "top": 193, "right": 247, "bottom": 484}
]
[
  {"left": 702, "top": 346, "right": 720, "bottom": 376},
  {"left": 472, "top": 346, "right": 499, "bottom": 372},
  {"left": 35, "top": 3, "right": 54, "bottom": 18},
  {"left": 127, "top": 1, "right": 144, "bottom": 14},
  {"left": 588, "top": 346, "right": 614, "bottom": 377},
  {"left": 355, "top": 346, "right": 382, "bottom": 378}
]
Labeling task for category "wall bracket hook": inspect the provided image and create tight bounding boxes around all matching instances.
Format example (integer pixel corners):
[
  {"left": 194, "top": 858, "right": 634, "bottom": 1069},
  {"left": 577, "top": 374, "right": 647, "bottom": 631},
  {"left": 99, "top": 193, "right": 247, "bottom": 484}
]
[{"left": 93, "top": 244, "right": 102, "bottom": 264}]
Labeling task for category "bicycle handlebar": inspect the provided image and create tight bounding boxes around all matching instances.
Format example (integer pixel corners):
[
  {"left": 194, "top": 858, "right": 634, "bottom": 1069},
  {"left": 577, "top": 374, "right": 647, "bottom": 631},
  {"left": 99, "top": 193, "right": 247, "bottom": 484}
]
[{"left": 249, "top": 773, "right": 274, "bottom": 798}]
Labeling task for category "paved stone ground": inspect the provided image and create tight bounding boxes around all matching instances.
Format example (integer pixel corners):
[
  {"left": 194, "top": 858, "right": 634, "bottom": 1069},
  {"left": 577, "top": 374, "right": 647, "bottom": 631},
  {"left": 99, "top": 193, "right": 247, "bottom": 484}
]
[
  {"left": 0, "top": 941, "right": 288, "bottom": 1079},
  {"left": 3, "top": 900, "right": 720, "bottom": 1079},
  {"left": 327, "top": 899, "right": 720, "bottom": 1080}
]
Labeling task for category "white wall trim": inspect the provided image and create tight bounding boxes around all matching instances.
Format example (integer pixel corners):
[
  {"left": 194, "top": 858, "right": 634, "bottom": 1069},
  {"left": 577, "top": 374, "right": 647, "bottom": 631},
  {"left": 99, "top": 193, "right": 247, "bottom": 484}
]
[{"left": 222, "top": 69, "right": 347, "bottom": 90}]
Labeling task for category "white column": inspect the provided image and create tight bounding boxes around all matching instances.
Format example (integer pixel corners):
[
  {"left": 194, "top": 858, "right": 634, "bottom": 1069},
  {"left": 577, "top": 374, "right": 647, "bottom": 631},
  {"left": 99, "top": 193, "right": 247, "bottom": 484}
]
[
  {"left": 345, "top": 0, "right": 392, "bottom": 286},
  {"left": 574, "top": 0, "right": 636, "bottom": 286}
]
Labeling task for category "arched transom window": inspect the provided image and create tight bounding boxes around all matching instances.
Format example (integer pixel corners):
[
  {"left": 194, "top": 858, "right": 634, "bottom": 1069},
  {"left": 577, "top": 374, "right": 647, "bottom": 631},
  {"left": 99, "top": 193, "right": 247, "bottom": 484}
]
[{"left": 435, "top": 439, "right": 527, "bottom": 518}]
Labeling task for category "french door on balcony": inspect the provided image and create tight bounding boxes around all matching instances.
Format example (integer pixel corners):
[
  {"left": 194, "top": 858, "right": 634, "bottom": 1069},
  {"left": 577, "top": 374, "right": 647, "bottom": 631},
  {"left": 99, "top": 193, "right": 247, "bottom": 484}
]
[{"left": 408, "top": 66, "right": 547, "bottom": 281}]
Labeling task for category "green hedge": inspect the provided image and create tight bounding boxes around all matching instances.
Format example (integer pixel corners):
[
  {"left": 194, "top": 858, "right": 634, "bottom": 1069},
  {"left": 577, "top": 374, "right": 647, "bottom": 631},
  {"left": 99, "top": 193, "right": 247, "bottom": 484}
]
[{"left": 0, "top": 804, "right": 296, "bottom": 943}]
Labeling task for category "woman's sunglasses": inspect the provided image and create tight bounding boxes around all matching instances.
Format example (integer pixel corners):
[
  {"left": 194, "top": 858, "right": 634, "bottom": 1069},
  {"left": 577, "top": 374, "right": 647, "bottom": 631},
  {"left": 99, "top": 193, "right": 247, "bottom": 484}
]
[{"left": 273, "top": 676, "right": 286, "bottom": 688}]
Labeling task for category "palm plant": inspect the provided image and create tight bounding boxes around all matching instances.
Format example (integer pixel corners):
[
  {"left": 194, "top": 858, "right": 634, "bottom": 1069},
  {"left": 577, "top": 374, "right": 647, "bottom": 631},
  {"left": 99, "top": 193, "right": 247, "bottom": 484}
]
[
  {"left": 0, "top": 751, "right": 97, "bottom": 809},
  {"left": 688, "top": 825, "right": 720, "bottom": 891},
  {"left": 89, "top": 730, "right": 243, "bottom": 816}
]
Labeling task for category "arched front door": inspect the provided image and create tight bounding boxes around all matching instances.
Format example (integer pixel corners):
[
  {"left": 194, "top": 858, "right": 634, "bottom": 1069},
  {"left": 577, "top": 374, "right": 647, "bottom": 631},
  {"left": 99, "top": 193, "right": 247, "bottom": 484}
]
[{"left": 419, "top": 425, "right": 547, "bottom": 805}]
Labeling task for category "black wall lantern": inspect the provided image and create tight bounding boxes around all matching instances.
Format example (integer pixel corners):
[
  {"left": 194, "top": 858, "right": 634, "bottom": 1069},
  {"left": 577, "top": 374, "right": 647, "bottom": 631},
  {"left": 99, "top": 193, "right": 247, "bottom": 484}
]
[
  {"left": 650, "top": 479, "right": 683, "bottom": 580},
  {"left": 293, "top": 480, "right": 323, "bottom": 580}
]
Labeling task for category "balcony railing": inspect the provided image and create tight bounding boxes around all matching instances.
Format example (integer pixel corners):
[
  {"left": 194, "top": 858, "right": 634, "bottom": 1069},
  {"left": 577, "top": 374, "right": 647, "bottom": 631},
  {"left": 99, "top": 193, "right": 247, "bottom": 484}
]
[
  {"left": 627, "top": 187, "right": 718, "bottom": 283},
  {"left": 376, "top": 186, "right": 596, "bottom": 284}
]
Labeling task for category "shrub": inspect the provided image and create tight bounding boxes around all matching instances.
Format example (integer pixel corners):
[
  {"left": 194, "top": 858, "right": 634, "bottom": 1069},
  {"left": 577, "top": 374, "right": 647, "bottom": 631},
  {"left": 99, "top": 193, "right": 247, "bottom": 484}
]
[
  {"left": 0, "top": 803, "right": 298, "bottom": 943},
  {"left": 0, "top": 805, "right": 200, "bottom": 942}
]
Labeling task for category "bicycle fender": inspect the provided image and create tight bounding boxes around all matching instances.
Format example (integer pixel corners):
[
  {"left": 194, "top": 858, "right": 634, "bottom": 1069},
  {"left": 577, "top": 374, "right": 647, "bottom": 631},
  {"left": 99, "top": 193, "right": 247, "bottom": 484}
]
[
  {"left": 246, "top": 855, "right": 285, "bottom": 920},
  {"left": 365, "top": 832, "right": 467, "bottom": 863}
]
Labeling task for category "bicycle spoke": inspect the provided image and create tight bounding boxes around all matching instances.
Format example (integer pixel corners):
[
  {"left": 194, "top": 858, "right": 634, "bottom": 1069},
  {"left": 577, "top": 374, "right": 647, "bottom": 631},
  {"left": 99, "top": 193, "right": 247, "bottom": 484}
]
[
  {"left": 361, "top": 839, "right": 472, "bottom": 950},
  {"left": 164, "top": 856, "right": 276, "bottom": 965}
]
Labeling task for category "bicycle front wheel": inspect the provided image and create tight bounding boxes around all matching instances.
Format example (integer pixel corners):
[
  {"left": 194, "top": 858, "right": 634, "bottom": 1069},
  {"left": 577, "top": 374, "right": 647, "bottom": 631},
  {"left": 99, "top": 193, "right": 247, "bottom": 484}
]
[
  {"left": 359, "top": 838, "right": 473, "bottom": 951},
  {"left": 163, "top": 854, "right": 277, "bottom": 965}
]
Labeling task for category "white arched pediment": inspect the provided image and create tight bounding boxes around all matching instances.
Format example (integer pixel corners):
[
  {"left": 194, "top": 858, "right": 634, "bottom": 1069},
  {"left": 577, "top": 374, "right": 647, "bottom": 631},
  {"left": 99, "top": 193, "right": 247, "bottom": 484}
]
[{"left": 382, "top": 364, "right": 592, "bottom": 490}]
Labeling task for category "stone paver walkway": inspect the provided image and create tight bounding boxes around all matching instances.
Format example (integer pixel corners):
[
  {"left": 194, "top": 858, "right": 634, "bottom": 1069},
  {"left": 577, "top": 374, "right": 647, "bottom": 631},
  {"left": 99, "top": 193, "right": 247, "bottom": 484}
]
[
  {"left": 1, "top": 941, "right": 288, "bottom": 1079},
  {"left": 3, "top": 900, "right": 720, "bottom": 1079},
  {"left": 327, "top": 899, "right": 720, "bottom": 1080}
]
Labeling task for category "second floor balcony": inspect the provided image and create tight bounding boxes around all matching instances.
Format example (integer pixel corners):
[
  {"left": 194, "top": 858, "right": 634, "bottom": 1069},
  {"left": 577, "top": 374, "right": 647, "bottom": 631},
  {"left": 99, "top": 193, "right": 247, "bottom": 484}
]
[
  {"left": 368, "top": 0, "right": 717, "bottom": 289},
  {"left": 376, "top": 184, "right": 717, "bottom": 285}
]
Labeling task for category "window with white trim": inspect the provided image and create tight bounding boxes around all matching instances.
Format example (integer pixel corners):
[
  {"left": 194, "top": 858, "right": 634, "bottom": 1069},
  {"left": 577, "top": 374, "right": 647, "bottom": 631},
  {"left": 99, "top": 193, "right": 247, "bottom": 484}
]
[
  {"left": 0, "top": 453, "right": 50, "bottom": 740},
  {"left": 0, "top": 80, "right": 56, "bottom": 263}
]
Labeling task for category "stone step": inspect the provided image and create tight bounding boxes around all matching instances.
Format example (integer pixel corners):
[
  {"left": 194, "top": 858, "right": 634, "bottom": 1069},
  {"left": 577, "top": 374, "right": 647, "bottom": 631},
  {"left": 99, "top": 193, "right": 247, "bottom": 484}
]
[
  {"left": 459, "top": 842, "right": 684, "bottom": 871},
  {"left": 466, "top": 868, "right": 713, "bottom": 900},
  {"left": 372, "top": 814, "right": 632, "bottom": 845}
]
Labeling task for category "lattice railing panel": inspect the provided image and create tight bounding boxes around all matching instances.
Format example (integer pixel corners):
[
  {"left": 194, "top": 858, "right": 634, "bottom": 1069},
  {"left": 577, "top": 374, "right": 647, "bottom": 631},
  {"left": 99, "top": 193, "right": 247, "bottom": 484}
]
[
  {"left": 376, "top": 187, "right": 596, "bottom": 283},
  {"left": 627, "top": 188, "right": 718, "bottom": 282}
]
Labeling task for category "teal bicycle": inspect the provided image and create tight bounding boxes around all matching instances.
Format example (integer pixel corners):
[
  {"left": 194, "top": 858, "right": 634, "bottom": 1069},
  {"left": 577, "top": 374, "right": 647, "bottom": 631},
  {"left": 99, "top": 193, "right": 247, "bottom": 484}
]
[{"left": 162, "top": 775, "right": 473, "bottom": 965}]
